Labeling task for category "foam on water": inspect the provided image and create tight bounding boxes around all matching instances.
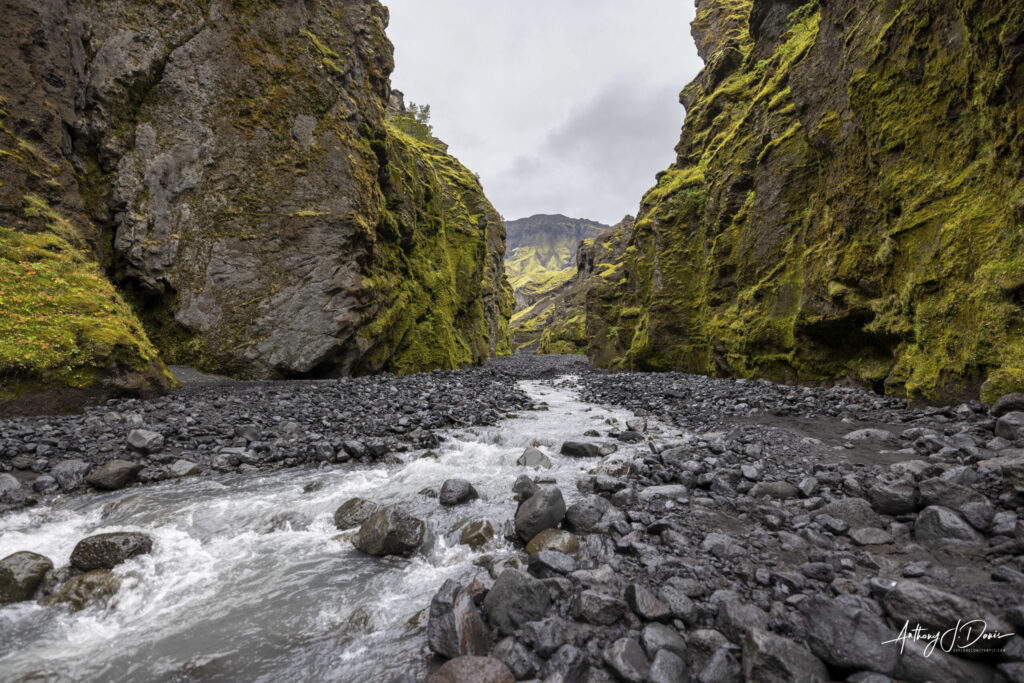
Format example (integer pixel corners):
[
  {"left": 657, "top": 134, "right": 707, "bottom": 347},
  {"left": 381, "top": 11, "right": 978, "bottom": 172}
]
[{"left": 0, "top": 378, "right": 666, "bottom": 681}]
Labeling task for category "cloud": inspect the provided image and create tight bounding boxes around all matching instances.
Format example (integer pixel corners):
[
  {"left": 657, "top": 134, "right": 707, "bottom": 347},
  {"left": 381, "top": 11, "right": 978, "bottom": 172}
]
[{"left": 385, "top": 0, "right": 701, "bottom": 224}]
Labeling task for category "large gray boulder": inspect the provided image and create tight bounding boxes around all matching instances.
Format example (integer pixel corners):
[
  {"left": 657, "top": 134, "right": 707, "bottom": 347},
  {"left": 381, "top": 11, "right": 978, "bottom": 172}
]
[
  {"left": 85, "top": 460, "right": 142, "bottom": 490},
  {"left": 565, "top": 494, "right": 616, "bottom": 533},
  {"left": 996, "top": 412, "right": 1024, "bottom": 441},
  {"left": 742, "top": 628, "right": 829, "bottom": 683},
  {"left": 482, "top": 570, "right": 550, "bottom": 636},
  {"left": 914, "top": 506, "right": 984, "bottom": 550},
  {"left": 603, "top": 638, "right": 651, "bottom": 683},
  {"left": 0, "top": 551, "right": 54, "bottom": 604},
  {"left": 560, "top": 442, "right": 602, "bottom": 458},
  {"left": 814, "top": 497, "right": 883, "bottom": 530},
  {"left": 70, "top": 532, "right": 154, "bottom": 571},
  {"left": 868, "top": 481, "right": 917, "bottom": 515},
  {"left": 352, "top": 507, "right": 427, "bottom": 556},
  {"left": 799, "top": 595, "right": 900, "bottom": 674},
  {"left": 126, "top": 429, "right": 164, "bottom": 454},
  {"left": 992, "top": 394, "right": 1024, "bottom": 417},
  {"left": 51, "top": 460, "right": 92, "bottom": 491},
  {"left": 514, "top": 487, "right": 566, "bottom": 542},
  {"left": 333, "top": 498, "right": 381, "bottom": 530},
  {"left": 439, "top": 479, "right": 479, "bottom": 506},
  {"left": 428, "top": 579, "right": 490, "bottom": 659},
  {"left": 877, "top": 580, "right": 1014, "bottom": 637}
]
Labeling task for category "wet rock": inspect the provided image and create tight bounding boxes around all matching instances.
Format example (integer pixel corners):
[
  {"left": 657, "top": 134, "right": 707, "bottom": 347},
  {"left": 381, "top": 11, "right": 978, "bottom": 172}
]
[
  {"left": 42, "top": 570, "right": 120, "bottom": 610},
  {"left": 742, "top": 628, "right": 828, "bottom": 683},
  {"left": 70, "top": 532, "right": 153, "bottom": 571},
  {"left": 525, "top": 528, "right": 579, "bottom": 554},
  {"left": 482, "top": 570, "right": 550, "bottom": 636},
  {"left": 126, "top": 429, "right": 164, "bottom": 454},
  {"left": 517, "top": 447, "right": 552, "bottom": 469},
  {"left": 427, "top": 579, "right": 491, "bottom": 659},
  {"left": 428, "top": 656, "right": 514, "bottom": 683},
  {"left": 697, "top": 646, "right": 742, "bottom": 683},
  {"left": 492, "top": 637, "right": 542, "bottom": 680},
  {"left": 514, "top": 486, "right": 566, "bottom": 542},
  {"left": 520, "top": 616, "right": 566, "bottom": 657},
  {"left": 85, "top": 460, "right": 142, "bottom": 490},
  {"left": 51, "top": 459, "right": 92, "bottom": 491},
  {"left": 560, "top": 441, "right": 602, "bottom": 458},
  {"left": 460, "top": 520, "right": 495, "bottom": 549},
  {"left": 749, "top": 481, "right": 800, "bottom": 500},
  {"left": 641, "top": 622, "right": 689, "bottom": 661},
  {"left": 799, "top": 595, "right": 899, "bottom": 674},
  {"left": 0, "top": 551, "right": 54, "bottom": 604},
  {"left": 352, "top": 507, "right": 427, "bottom": 556},
  {"left": 626, "top": 583, "right": 671, "bottom": 622},
  {"left": 544, "top": 644, "right": 588, "bottom": 682},
  {"left": 603, "top": 638, "right": 651, "bottom": 683},
  {"left": 439, "top": 479, "right": 479, "bottom": 506},
  {"left": 649, "top": 649, "right": 690, "bottom": 683},
  {"left": 996, "top": 412, "right": 1024, "bottom": 441},
  {"left": 565, "top": 495, "right": 614, "bottom": 533},
  {"left": 512, "top": 475, "right": 539, "bottom": 502},
  {"left": 577, "top": 589, "right": 627, "bottom": 625},
  {"left": 527, "top": 550, "right": 575, "bottom": 578},
  {"left": 333, "top": 498, "right": 381, "bottom": 530},
  {"left": 914, "top": 506, "right": 984, "bottom": 550},
  {"left": 851, "top": 527, "right": 893, "bottom": 545},
  {"left": 814, "top": 497, "right": 883, "bottom": 530},
  {"left": 868, "top": 482, "right": 917, "bottom": 515},
  {"left": 169, "top": 460, "right": 199, "bottom": 477},
  {"left": 992, "top": 394, "right": 1024, "bottom": 418}
]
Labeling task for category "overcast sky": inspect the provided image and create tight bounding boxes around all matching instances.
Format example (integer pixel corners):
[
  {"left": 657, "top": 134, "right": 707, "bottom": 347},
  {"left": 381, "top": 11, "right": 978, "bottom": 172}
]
[{"left": 385, "top": 1, "right": 702, "bottom": 225}]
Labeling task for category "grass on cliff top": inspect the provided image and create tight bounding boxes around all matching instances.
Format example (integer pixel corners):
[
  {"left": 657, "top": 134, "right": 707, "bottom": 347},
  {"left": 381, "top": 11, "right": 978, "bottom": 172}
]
[{"left": 0, "top": 227, "right": 160, "bottom": 387}]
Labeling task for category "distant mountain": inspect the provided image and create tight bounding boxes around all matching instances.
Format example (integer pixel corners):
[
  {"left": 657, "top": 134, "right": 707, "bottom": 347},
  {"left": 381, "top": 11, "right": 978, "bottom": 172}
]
[{"left": 502, "top": 214, "right": 610, "bottom": 352}]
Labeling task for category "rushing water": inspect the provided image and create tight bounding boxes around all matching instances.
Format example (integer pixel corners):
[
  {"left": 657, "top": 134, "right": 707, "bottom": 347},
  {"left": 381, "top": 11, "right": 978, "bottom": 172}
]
[{"left": 0, "top": 378, "right": 665, "bottom": 682}]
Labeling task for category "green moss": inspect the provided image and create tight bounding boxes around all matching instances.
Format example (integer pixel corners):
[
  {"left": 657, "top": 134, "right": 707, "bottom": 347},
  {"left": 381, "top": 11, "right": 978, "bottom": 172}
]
[{"left": 0, "top": 227, "right": 166, "bottom": 390}]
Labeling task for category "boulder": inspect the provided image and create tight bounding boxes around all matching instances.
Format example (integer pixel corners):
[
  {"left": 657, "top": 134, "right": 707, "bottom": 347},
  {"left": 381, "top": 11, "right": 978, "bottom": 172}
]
[
  {"left": 649, "top": 650, "right": 689, "bottom": 683},
  {"left": 492, "top": 637, "right": 541, "bottom": 680},
  {"left": 914, "top": 506, "right": 984, "bottom": 550},
  {"left": 868, "top": 482, "right": 917, "bottom": 515},
  {"left": 70, "top": 532, "right": 153, "bottom": 571},
  {"left": 525, "top": 528, "right": 578, "bottom": 555},
  {"left": 641, "top": 622, "right": 689, "bottom": 661},
  {"left": 560, "top": 441, "right": 602, "bottom": 458},
  {"left": 748, "top": 481, "right": 800, "bottom": 500},
  {"left": 126, "top": 429, "right": 164, "bottom": 454},
  {"left": 169, "top": 459, "right": 199, "bottom": 477},
  {"left": 577, "top": 589, "right": 627, "bottom": 625},
  {"left": 715, "top": 598, "right": 769, "bottom": 644},
  {"left": 698, "top": 646, "right": 742, "bottom": 683},
  {"left": 482, "top": 570, "right": 550, "bottom": 636},
  {"left": 428, "top": 656, "right": 514, "bottom": 683},
  {"left": 514, "top": 487, "right": 565, "bottom": 542},
  {"left": 512, "top": 475, "right": 539, "bottom": 502},
  {"left": 878, "top": 580, "right": 1013, "bottom": 637},
  {"left": 439, "top": 479, "right": 479, "bottom": 506},
  {"left": 459, "top": 520, "right": 495, "bottom": 549},
  {"left": 565, "top": 495, "right": 614, "bottom": 533},
  {"left": 333, "top": 498, "right": 381, "bottom": 530},
  {"left": 659, "top": 577, "right": 698, "bottom": 624},
  {"left": 814, "top": 497, "right": 883, "bottom": 530},
  {"left": 42, "top": 570, "right": 121, "bottom": 610},
  {"left": 603, "top": 638, "right": 651, "bottom": 683},
  {"left": 844, "top": 428, "right": 897, "bottom": 442},
  {"left": 626, "top": 583, "right": 671, "bottom": 622},
  {"left": 996, "top": 412, "right": 1024, "bottom": 441},
  {"left": 545, "top": 644, "right": 588, "bottom": 682},
  {"left": 851, "top": 527, "right": 894, "bottom": 546},
  {"left": 85, "top": 460, "right": 142, "bottom": 490},
  {"left": 527, "top": 550, "right": 575, "bottom": 578},
  {"left": 517, "top": 447, "right": 552, "bottom": 469},
  {"left": 799, "top": 595, "right": 899, "bottom": 674},
  {"left": 0, "top": 473, "right": 25, "bottom": 503},
  {"left": 51, "top": 459, "right": 92, "bottom": 491},
  {"left": 743, "top": 628, "right": 829, "bottom": 683},
  {"left": 0, "top": 551, "right": 54, "bottom": 604},
  {"left": 428, "top": 579, "right": 491, "bottom": 659},
  {"left": 520, "top": 617, "right": 566, "bottom": 657},
  {"left": 352, "top": 507, "right": 427, "bottom": 556},
  {"left": 992, "top": 393, "right": 1024, "bottom": 417}
]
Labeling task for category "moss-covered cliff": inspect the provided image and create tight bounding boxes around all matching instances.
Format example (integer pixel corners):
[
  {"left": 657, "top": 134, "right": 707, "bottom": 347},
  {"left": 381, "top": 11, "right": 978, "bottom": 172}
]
[
  {"left": 588, "top": 0, "right": 1024, "bottom": 403},
  {"left": 0, "top": 0, "right": 510, "bottom": 410}
]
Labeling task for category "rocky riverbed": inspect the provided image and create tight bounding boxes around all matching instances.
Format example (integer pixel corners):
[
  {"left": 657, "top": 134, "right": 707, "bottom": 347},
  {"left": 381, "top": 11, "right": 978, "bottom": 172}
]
[{"left": 2, "top": 355, "right": 1023, "bottom": 682}]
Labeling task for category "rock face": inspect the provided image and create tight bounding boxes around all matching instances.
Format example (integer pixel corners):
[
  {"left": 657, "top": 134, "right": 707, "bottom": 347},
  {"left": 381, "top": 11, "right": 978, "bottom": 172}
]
[
  {"left": 0, "top": 0, "right": 511, "bottom": 413},
  {"left": 585, "top": 0, "right": 1024, "bottom": 402}
]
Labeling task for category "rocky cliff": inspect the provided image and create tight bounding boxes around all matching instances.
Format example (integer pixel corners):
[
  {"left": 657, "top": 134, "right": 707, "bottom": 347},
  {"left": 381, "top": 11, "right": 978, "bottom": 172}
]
[
  {"left": 0, "top": 0, "right": 511, "bottom": 412},
  {"left": 588, "top": 0, "right": 1024, "bottom": 403}
]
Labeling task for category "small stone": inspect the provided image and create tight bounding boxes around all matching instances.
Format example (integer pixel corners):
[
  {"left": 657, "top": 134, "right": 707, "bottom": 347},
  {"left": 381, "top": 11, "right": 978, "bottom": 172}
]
[
  {"left": 798, "top": 477, "right": 820, "bottom": 497},
  {"left": 577, "top": 589, "right": 628, "bottom": 625},
  {"left": 914, "top": 506, "right": 984, "bottom": 550},
  {"left": 626, "top": 583, "right": 671, "bottom": 622},
  {"left": 603, "top": 638, "right": 651, "bottom": 683},
  {"left": 126, "top": 429, "right": 164, "bottom": 454},
  {"left": 512, "top": 475, "right": 539, "bottom": 502},
  {"left": 743, "top": 628, "right": 829, "bottom": 683},
  {"left": 169, "top": 459, "right": 199, "bottom": 477},
  {"left": 851, "top": 527, "right": 894, "bottom": 546},
  {"left": 428, "top": 656, "right": 514, "bottom": 683},
  {"left": 868, "top": 482, "right": 917, "bottom": 515},
  {"left": 439, "top": 479, "right": 479, "bottom": 506},
  {"left": 51, "top": 459, "right": 92, "bottom": 491},
  {"left": 641, "top": 622, "right": 689, "bottom": 661},
  {"left": 648, "top": 650, "right": 689, "bottom": 683},
  {"left": 460, "top": 520, "right": 495, "bottom": 549},
  {"left": 520, "top": 617, "right": 566, "bottom": 657},
  {"left": 517, "top": 447, "right": 552, "bottom": 469},
  {"left": 749, "top": 481, "right": 800, "bottom": 500},
  {"left": 85, "top": 460, "right": 142, "bottom": 490},
  {"left": 527, "top": 550, "right": 575, "bottom": 578},
  {"left": 525, "top": 528, "right": 578, "bottom": 554}
]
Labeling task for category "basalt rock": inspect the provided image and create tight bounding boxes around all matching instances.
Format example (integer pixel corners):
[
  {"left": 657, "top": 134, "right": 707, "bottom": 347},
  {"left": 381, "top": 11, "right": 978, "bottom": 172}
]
[{"left": 70, "top": 532, "right": 154, "bottom": 571}]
